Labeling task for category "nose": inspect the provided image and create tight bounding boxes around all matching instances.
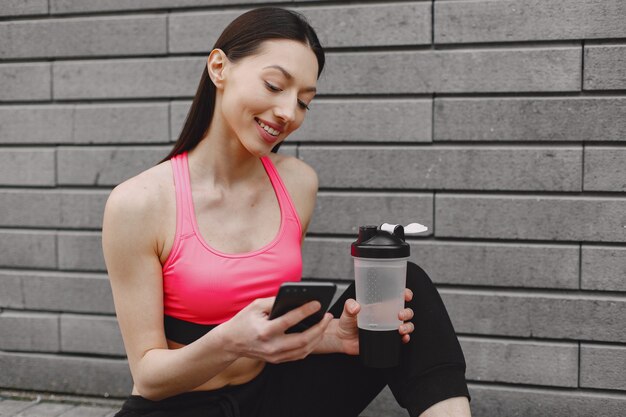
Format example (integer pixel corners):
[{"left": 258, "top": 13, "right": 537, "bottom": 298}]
[{"left": 273, "top": 96, "right": 297, "bottom": 125}]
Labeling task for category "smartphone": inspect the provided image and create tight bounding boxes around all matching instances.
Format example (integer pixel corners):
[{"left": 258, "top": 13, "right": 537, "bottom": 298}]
[{"left": 269, "top": 282, "right": 337, "bottom": 333}]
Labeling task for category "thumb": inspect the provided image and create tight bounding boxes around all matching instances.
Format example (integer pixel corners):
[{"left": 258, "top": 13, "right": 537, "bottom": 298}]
[
  {"left": 344, "top": 299, "right": 360, "bottom": 316},
  {"left": 255, "top": 296, "right": 276, "bottom": 314}
]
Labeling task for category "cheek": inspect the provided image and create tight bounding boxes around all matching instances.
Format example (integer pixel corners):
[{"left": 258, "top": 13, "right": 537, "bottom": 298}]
[{"left": 290, "top": 114, "right": 306, "bottom": 132}]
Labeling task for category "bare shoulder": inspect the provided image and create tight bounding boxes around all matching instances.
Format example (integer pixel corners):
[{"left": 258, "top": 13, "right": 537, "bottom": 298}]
[
  {"left": 268, "top": 152, "right": 318, "bottom": 194},
  {"left": 268, "top": 153, "right": 318, "bottom": 237},
  {"left": 107, "top": 164, "right": 169, "bottom": 211},
  {"left": 103, "top": 162, "right": 173, "bottom": 247}
]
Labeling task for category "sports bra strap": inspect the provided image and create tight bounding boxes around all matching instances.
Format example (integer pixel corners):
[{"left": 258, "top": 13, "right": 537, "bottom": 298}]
[
  {"left": 260, "top": 156, "right": 302, "bottom": 231},
  {"left": 170, "top": 152, "right": 195, "bottom": 238}
]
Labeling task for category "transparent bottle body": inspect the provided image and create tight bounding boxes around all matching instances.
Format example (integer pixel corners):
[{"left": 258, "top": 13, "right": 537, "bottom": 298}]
[{"left": 353, "top": 256, "right": 408, "bottom": 331}]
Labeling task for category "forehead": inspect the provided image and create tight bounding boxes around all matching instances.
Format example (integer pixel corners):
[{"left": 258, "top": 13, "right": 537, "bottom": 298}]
[{"left": 243, "top": 39, "right": 319, "bottom": 85}]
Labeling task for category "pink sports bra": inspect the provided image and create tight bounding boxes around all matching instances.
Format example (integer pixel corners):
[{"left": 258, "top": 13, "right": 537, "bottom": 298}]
[{"left": 162, "top": 151, "right": 303, "bottom": 343}]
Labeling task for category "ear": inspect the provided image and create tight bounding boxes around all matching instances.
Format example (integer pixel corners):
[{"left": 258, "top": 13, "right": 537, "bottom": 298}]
[{"left": 207, "top": 48, "right": 228, "bottom": 89}]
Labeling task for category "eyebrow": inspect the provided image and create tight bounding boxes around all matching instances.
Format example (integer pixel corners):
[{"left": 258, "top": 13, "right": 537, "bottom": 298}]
[{"left": 263, "top": 65, "right": 317, "bottom": 93}]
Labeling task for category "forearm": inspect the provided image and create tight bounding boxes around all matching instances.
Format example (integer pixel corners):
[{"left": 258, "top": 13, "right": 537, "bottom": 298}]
[{"left": 134, "top": 324, "right": 239, "bottom": 400}]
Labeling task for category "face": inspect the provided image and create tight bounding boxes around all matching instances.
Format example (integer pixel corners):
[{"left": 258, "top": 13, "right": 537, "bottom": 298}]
[{"left": 208, "top": 39, "right": 319, "bottom": 156}]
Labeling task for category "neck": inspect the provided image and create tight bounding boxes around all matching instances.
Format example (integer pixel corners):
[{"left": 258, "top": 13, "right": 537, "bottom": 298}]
[{"left": 187, "top": 113, "right": 264, "bottom": 190}]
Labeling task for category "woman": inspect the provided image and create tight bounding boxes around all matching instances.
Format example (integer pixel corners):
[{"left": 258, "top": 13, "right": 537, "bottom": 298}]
[{"left": 102, "top": 7, "right": 471, "bottom": 417}]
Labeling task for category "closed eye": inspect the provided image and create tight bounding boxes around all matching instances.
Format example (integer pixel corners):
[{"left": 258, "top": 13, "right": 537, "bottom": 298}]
[
  {"left": 298, "top": 100, "right": 309, "bottom": 110},
  {"left": 265, "top": 82, "right": 310, "bottom": 111},
  {"left": 265, "top": 82, "right": 281, "bottom": 92}
]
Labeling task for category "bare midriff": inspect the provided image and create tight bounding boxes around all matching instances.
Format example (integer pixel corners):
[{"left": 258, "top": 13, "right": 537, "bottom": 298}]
[{"left": 129, "top": 339, "right": 267, "bottom": 396}]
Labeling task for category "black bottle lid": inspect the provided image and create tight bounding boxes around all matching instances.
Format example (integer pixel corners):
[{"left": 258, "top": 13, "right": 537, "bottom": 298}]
[{"left": 351, "top": 225, "right": 410, "bottom": 259}]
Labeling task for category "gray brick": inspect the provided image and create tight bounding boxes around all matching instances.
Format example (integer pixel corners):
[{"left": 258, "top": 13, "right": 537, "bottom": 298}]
[
  {"left": 300, "top": 146, "right": 581, "bottom": 191},
  {"left": 53, "top": 57, "right": 203, "bottom": 100},
  {"left": 0, "top": 15, "right": 166, "bottom": 59},
  {"left": 51, "top": 0, "right": 337, "bottom": 14},
  {"left": 172, "top": 99, "right": 432, "bottom": 143},
  {"left": 0, "top": 106, "right": 72, "bottom": 144},
  {"left": 0, "top": 0, "right": 47, "bottom": 17},
  {"left": 308, "top": 192, "right": 433, "bottom": 236},
  {"left": 434, "top": 97, "right": 626, "bottom": 142},
  {"left": 0, "top": 104, "right": 170, "bottom": 145},
  {"left": 584, "top": 147, "right": 626, "bottom": 191},
  {"left": 57, "top": 405, "right": 119, "bottom": 417},
  {"left": 469, "top": 384, "right": 626, "bottom": 417},
  {"left": 412, "top": 241, "right": 579, "bottom": 289},
  {"left": 59, "top": 190, "right": 110, "bottom": 228},
  {"left": 0, "top": 351, "right": 132, "bottom": 397},
  {"left": 0, "top": 400, "right": 38, "bottom": 416},
  {"left": 293, "top": 99, "right": 431, "bottom": 143},
  {"left": 61, "top": 314, "right": 124, "bottom": 356},
  {"left": 21, "top": 271, "right": 114, "bottom": 314},
  {"left": 0, "top": 311, "right": 59, "bottom": 352},
  {"left": 303, "top": 238, "right": 354, "bottom": 281},
  {"left": 0, "top": 190, "right": 61, "bottom": 228},
  {"left": 0, "top": 149, "right": 55, "bottom": 186},
  {"left": 582, "top": 246, "right": 626, "bottom": 292},
  {"left": 0, "top": 63, "right": 51, "bottom": 101},
  {"left": 581, "top": 344, "right": 626, "bottom": 390},
  {"left": 304, "top": 3, "right": 431, "bottom": 48},
  {"left": 442, "top": 290, "right": 626, "bottom": 343},
  {"left": 15, "top": 402, "right": 73, "bottom": 416},
  {"left": 461, "top": 336, "right": 578, "bottom": 387},
  {"left": 58, "top": 231, "right": 105, "bottom": 271},
  {"left": 303, "top": 238, "right": 579, "bottom": 289},
  {"left": 435, "top": 0, "right": 626, "bottom": 44},
  {"left": 320, "top": 47, "right": 581, "bottom": 94},
  {"left": 0, "top": 271, "right": 24, "bottom": 308},
  {"left": 57, "top": 146, "right": 168, "bottom": 186},
  {"left": 73, "top": 103, "right": 170, "bottom": 144},
  {"left": 0, "top": 190, "right": 108, "bottom": 228},
  {"left": 169, "top": 3, "right": 430, "bottom": 52},
  {"left": 0, "top": 230, "right": 56, "bottom": 269},
  {"left": 436, "top": 194, "right": 626, "bottom": 242},
  {"left": 584, "top": 45, "right": 626, "bottom": 90},
  {"left": 277, "top": 144, "right": 297, "bottom": 158}
]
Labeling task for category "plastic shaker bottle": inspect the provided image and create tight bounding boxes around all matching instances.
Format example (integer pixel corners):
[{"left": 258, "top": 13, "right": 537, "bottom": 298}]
[{"left": 351, "top": 222, "right": 428, "bottom": 368}]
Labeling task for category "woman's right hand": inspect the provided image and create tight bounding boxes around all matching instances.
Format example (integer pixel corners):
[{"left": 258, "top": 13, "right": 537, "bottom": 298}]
[{"left": 221, "top": 297, "right": 334, "bottom": 364}]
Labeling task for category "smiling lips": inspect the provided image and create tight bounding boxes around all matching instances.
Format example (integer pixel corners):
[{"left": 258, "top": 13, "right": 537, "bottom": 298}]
[
  {"left": 256, "top": 118, "right": 283, "bottom": 134},
  {"left": 255, "top": 117, "right": 283, "bottom": 144}
]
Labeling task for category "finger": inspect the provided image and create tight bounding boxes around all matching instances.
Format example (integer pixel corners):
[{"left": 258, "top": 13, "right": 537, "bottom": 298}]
[
  {"left": 344, "top": 299, "right": 360, "bottom": 317},
  {"left": 255, "top": 296, "right": 277, "bottom": 314},
  {"left": 268, "top": 300, "right": 322, "bottom": 332},
  {"left": 404, "top": 288, "right": 413, "bottom": 302},
  {"left": 277, "top": 313, "right": 333, "bottom": 352},
  {"left": 402, "top": 334, "right": 410, "bottom": 344},
  {"left": 398, "top": 308, "right": 414, "bottom": 321},
  {"left": 399, "top": 322, "right": 414, "bottom": 335}
]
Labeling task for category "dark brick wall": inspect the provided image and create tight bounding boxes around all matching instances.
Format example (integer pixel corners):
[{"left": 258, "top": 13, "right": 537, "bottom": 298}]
[{"left": 1, "top": 1, "right": 625, "bottom": 415}]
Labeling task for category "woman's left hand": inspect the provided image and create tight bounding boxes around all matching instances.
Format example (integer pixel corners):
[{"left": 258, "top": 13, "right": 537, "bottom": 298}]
[{"left": 331, "top": 288, "right": 415, "bottom": 355}]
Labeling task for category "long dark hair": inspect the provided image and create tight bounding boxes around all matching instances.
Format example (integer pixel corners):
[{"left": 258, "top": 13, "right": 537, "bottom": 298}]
[{"left": 159, "top": 7, "right": 325, "bottom": 163}]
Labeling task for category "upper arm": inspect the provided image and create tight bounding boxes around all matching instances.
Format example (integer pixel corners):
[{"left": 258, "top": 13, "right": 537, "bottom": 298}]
[{"left": 101, "top": 179, "right": 168, "bottom": 380}]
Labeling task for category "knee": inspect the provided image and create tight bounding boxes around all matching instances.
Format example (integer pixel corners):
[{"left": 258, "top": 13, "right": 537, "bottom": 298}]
[{"left": 406, "top": 262, "right": 437, "bottom": 296}]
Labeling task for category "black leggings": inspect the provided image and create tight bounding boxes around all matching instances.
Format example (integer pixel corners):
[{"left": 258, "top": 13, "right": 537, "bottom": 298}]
[{"left": 115, "top": 262, "right": 470, "bottom": 417}]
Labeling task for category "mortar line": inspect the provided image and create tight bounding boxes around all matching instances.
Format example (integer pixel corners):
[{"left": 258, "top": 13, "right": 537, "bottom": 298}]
[
  {"left": 165, "top": 13, "right": 170, "bottom": 54},
  {"left": 578, "top": 341, "right": 582, "bottom": 388},
  {"left": 581, "top": 40, "right": 585, "bottom": 91},
  {"left": 579, "top": 243, "right": 583, "bottom": 290},
  {"left": 431, "top": 0, "right": 435, "bottom": 47}
]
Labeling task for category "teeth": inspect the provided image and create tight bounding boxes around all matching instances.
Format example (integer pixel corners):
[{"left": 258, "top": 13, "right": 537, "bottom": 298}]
[{"left": 256, "top": 119, "right": 279, "bottom": 136}]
